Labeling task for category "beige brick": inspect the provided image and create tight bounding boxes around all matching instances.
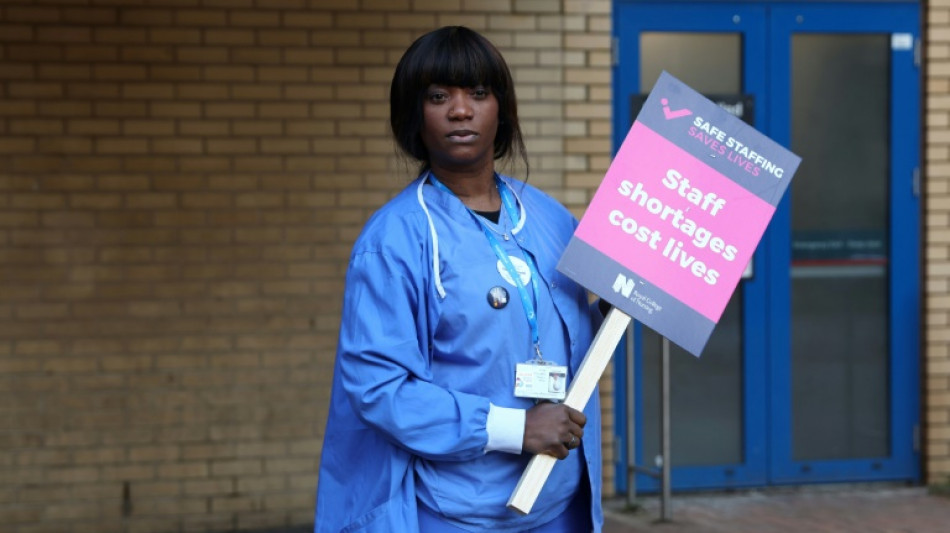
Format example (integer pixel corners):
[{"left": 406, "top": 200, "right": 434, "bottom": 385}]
[
  {"left": 205, "top": 103, "right": 255, "bottom": 118},
  {"left": 152, "top": 138, "right": 204, "bottom": 154},
  {"left": 258, "top": 102, "right": 309, "bottom": 117},
  {"left": 0, "top": 212, "right": 40, "bottom": 228},
  {"left": 232, "top": 156, "right": 283, "bottom": 172},
  {"left": 514, "top": 32, "right": 562, "bottom": 48},
  {"left": 119, "top": 46, "right": 175, "bottom": 65},
  {"left": 565, "top": 32, "right": 611, "bottom": 50},
  {"left": 565, "top": 67, "right": 611, "bottom": 84},
  {"left": 10, "top": 119, "right": 65, "bottom": 135},
  {"left": 206, "top": 139, "right": 256, "bottom": 154},
  {"left": 176, "top": 9, "right": 228, "bottom": 26},
  {"left": 564, "top": 0, "right": 610, "bottom": 14},
  {"left": 96, "top": 138, "right": 149, "bottom": 154},
  {"left": 423, "top": 17, "right": 484, "bottom": 40},
  {"left": 211, "top": 459, "right": 262, "bottom": 476},
  {"left": 0, "top": 138, "right": 37, "bottom": 153},
  {"left": 150, "top": 65, "right": 203, "bottom": 80},
  {"left": 37, "top": 26, "right": 93, "bottom": 43},
  {"left": 258, "top": 29, "right": 310, "bottom": 47},
  {"left": 0, "top": 24, "right": 35, "bottom": 42},
  {"left": 68, "top": 118, "right": 121, "bottom": 135},
  {"left": 180, "top": 156, "right": 230, "bottom": 172},
  {"left": 0, "top": 62, "right": 36, "bottom": 80},
  {"left": 260, "top": 139, "right": 309, "bottom": 154},
  {"left": 0, "top": 100, "right": 37, "bottom": 115},
  {"left": 8, "top": 82, "right": 64, "bottom": 99},
  {"left": 184, "top": 479, "right": 234, "bottom": 495},
  {"left": 10, "top": 193, "right": 66, "bottom": 209},
  {"left": 38, "top": 137, "right": 94, "bottom": 154},
  {"left": 388, "top": 13, "right": 438, "bottom": 29},
  {"left": 204, "top": 65, "right": 255, "bottom": 81},
  {"left": 336, "top": 13, "right": 386, "bottom": 29},
  {"left": 94, "top": 64, "right": 149, "bottom": 81},
  {"left": 198, "top": 29, "right": 251, "bottom": 47},
  {"left": 8, "top": 44, "right": 63, "bottom": 61},
  {"left": 177, "top": 46, "right": 229, "bottom": 64},
  {"left": 93, "top": 101, "right": 148, "bottom": 117},
  {"left": 308, "top": 66, "right": 360, "bottom": 83},
  {"left": 565, "top": 101, "right": 611, "bottom": 119},
  {"left": 278, "top": 48, "right": 335, "bottom": 68},
  {"left": 231, "top": 47, "right": 282, "bottom": 65},
  {"left": 231, "top": 84, "right": 282, "bottom": 100},
  {"left": 231, "top": 10, "right": 281, "bottom": 27},
  {"left": 146, "top": 28, "right": 200, "bottom": 47},
  {"left": 179, "top": 120, "right": 229, "bottom": 136},
  {"left": 230, "top": 120, "right": 279, "bottom": 136}
]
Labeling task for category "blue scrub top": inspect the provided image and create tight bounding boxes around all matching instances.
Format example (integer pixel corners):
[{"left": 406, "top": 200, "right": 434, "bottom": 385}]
[{"left": 315, "top": 175, "right": 603, "bottom": 533}]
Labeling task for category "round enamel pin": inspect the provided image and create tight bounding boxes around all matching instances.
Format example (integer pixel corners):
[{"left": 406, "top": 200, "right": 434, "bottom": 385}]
[{"left": 487, "top": 286, "right": 510, "bottom": 309}]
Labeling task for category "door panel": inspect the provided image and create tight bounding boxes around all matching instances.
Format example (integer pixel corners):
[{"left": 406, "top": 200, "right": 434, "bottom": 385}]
[
  {"left": 614, "top": 2, "right": 769, "bottom": 492},
  {"left": 640, "top": 31, "right": 744, "bottom": 469},
  {"left": 790, "top": 33, "right": 891, "bottom": 462},
  {"left": 768, "top": 3, "right": 920, "bottom": 484}
]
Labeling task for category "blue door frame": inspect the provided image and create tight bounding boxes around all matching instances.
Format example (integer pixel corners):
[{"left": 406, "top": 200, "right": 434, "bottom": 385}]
[{"left": 612, "top": 1, "right": 921, "bottom": 493}]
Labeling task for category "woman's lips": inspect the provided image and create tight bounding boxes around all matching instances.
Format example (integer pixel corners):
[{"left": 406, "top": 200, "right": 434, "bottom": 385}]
[{"left": 447, "top": 130, "right": 478, "bottom": 142}]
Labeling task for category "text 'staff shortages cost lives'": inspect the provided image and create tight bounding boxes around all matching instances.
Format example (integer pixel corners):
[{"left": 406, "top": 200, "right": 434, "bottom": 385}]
[{"left": 558, "top": 71, "right": 801, "bottom": 357}]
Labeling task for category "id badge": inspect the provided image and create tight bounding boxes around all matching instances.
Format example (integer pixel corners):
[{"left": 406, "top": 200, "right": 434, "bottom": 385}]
[{"left": 514, "top": 362, "right": 568, "bottom": 401}]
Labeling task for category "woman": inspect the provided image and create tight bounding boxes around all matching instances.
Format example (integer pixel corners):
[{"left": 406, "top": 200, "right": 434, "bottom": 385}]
[{"left": 316, "top": 26, "right": 603, "bottom": 532}]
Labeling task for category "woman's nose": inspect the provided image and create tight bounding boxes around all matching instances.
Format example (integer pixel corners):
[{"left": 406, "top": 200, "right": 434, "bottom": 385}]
[{"left": 448, "top": 95, "right": 473, "bottom": 120}]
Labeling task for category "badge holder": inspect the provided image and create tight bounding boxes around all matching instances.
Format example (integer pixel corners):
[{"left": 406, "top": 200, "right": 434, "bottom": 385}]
[{"left": 514, "top": 358, "right": 568, "bottom": 402}]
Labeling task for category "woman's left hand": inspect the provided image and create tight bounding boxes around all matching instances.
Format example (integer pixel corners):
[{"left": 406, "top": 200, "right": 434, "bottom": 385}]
[{"left": 522, "top": 402, "right": 586, "bottom": 459}]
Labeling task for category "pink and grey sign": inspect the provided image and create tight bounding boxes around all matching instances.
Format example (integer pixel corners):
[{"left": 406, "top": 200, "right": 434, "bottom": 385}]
[{"left": 558, "top": 71, "right": 801, "bottom": 356}]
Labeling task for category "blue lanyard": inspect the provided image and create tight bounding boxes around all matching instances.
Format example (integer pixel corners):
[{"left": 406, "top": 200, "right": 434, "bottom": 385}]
[{"left": 428, "top": 173, "right": 545, "bottom": 359}]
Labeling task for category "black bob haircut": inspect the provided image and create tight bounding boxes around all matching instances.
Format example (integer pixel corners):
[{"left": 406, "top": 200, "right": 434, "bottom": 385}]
[{"left": 390, "top": 26, "right": 528, "bottom": 174}]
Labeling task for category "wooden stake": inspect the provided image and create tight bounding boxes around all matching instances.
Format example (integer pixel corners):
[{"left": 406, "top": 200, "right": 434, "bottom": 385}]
[{"left": 507, "top": 307, "right": 632, "bottom": 515}]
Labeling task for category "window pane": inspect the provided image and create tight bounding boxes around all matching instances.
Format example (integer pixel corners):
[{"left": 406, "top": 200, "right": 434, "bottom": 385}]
[
  {"left": 790, "top": 34, "right": 890, "bottom": 461},
  {"left": 639, "top": 32, "right": 744, "bottom": 467}
]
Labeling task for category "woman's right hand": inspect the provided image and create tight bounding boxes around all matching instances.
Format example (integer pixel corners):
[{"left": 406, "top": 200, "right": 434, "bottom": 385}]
[{"left": 523, "top": 402, "right": 586, "bottom": 459}]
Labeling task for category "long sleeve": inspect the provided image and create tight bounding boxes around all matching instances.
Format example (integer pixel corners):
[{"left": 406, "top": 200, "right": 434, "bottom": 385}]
[{"left": 337, "top": 248, "right": 492, "bottom": 462}]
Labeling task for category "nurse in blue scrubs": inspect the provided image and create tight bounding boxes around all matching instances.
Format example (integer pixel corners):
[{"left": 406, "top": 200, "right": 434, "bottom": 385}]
[{"left": 315, "top": 26, "right": 604, "bottom": 533}]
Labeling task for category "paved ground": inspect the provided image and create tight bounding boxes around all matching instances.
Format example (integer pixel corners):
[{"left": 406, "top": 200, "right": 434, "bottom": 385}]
[
  {"left": 294, "top": 485, "right": 950, "bottom": 532},
  {"left": 603, "top": 485, "right": 950, "bottom": 533}
]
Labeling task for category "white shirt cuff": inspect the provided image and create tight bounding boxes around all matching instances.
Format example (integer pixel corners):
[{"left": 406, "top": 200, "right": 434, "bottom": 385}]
[{"left": 485, "top": 403, "right": 525, "bottom": 454}]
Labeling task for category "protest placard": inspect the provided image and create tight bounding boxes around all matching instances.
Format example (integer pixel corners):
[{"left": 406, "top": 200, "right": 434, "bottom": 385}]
[
  {"left": 508, "top": 71, "right": 801, "bottom": 515},
  {"left": 559, "top": 71, "right": 801, "bottom": 356}
]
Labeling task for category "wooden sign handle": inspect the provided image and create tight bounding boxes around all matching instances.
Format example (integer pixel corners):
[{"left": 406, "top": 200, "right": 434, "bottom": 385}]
[{"left": 506, "top": 308, "right": 632, "bottom": 515}]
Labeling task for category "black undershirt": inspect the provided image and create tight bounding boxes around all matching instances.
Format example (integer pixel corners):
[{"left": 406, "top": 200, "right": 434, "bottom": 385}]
[{"left": 473, "top": 209, "right": 501, "bottom": 224}]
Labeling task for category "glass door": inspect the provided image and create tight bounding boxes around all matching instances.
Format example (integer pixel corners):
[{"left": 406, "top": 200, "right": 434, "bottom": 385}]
[
  {"left": 613, "top": 2, "right": 770, "bottom": 491},
  {"left": 612, "top": 1, "right": 921, "bottom": 492},
  {"left": 768, "top": 3, "right": 921, "bottom": 484}
]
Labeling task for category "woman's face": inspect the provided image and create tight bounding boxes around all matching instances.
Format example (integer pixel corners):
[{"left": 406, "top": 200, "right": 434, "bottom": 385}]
[{"left": 420, "top": 84, "right": 499, "bottom": 173}]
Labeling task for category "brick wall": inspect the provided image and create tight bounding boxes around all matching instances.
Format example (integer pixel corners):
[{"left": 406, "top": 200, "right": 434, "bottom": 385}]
[
  {"left": 927, "top": 1, "right": 950, "bottom": 485},
  {"left": 0, "top": 1, "right": 613, "bottom": 531}
]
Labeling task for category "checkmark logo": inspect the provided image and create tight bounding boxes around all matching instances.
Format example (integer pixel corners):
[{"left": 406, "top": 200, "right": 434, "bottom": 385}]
[{"left": 661, "top": 98, "right": 692, "bottom": 120}]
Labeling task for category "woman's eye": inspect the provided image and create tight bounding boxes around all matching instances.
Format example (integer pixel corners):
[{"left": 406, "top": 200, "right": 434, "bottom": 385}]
[
  {"left": 473, "top": 88, "right": 489, "bottom": 98},
  {"left": 428, "top": 93, "right": 447, "bottom": 103}
]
